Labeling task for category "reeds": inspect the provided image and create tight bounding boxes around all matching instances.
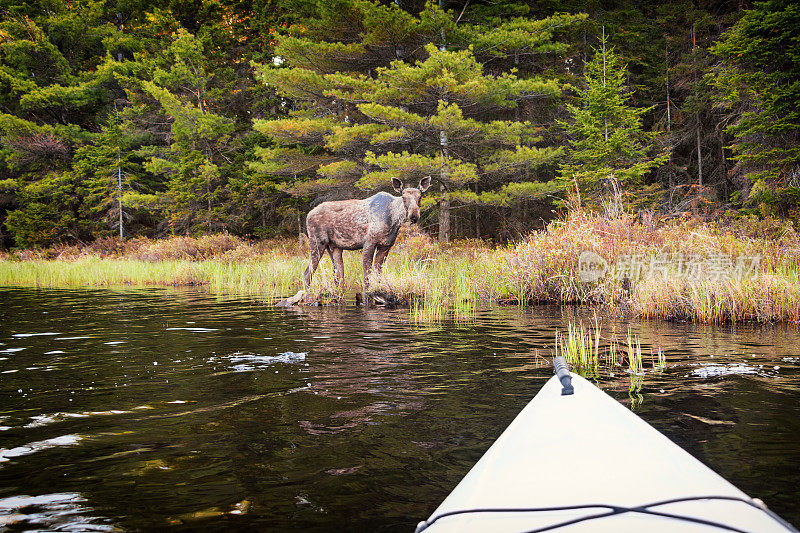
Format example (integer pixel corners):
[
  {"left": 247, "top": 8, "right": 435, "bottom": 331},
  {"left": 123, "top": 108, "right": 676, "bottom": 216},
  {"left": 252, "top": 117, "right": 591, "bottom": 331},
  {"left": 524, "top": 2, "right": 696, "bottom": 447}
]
[
  {"left": 2, "top": 210, "right": 800, "bottom": 323},
  {"left": 554, "top": 320, "right": 655, "bottom": 409},
  {"left": 555, "top": 318, "right": 601, "bottom": 371},
  {"left": 626, "top": 328, "right": 644, "bottom": 375},
  {"left": 555, "top": 319, "right": 645, "bottom": 374}
]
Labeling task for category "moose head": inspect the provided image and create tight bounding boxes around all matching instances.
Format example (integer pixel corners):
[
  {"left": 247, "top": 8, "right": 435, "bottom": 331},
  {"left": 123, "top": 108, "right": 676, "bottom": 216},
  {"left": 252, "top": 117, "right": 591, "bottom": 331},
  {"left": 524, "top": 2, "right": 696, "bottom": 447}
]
[{"left": 392, "top": 176, "right": 431, "bottom": 224}]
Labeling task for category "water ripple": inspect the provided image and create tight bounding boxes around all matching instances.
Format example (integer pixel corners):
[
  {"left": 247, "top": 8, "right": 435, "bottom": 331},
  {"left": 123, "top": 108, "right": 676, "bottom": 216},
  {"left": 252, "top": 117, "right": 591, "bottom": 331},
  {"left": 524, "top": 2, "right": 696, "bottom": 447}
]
[
  {"left": 208, "top": 351, "right": 307, "bottom": 372},
  {"left": 0, "top": 493, "right": 115, "bottom": 531},
  {"left": 0, "top": 288, "right": 798, "bottom": 530},
  {"left": 0, "top": 435, "right": 82, "bottom": 463}
]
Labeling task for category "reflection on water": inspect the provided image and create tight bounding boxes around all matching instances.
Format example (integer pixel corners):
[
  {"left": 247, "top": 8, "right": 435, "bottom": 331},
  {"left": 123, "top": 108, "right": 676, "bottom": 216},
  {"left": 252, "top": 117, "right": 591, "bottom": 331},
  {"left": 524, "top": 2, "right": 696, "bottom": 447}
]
[
  {"left": 0, "top": 492, "right": 115, "bottom": 531},
  {"left": 0, "top": 434, "right": 82, "bottom": 462},
  {"left": 0, "top": 287, "right": 799, "bottom": 531},
  {"left": 209, "top": 351, "right": 308, "bottom": 373}
]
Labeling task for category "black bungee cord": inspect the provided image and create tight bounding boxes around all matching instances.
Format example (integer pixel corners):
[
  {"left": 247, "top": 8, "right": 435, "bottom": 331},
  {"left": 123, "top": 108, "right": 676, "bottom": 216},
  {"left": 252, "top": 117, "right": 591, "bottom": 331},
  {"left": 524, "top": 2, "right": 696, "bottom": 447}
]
[{"left": 414, "top": 495, "right": 800, "bottom": 533}]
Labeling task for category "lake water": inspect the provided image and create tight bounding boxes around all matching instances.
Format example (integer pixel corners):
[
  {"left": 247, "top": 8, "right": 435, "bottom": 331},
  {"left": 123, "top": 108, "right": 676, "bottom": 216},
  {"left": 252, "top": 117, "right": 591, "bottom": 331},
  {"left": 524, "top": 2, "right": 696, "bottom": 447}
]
[{"left": 1, "top": 287, "right": 798, "bottom": 531}]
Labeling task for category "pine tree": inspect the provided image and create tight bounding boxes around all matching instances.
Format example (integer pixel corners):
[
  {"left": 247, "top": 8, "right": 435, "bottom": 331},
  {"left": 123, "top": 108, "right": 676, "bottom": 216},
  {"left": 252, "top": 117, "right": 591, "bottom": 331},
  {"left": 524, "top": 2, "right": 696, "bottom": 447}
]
[
  {"left": 252, "top": 0, "right": 583, "bottom": 241},
  {"left": 0, "top": 0, "right": 286, "bottom": 245},
  {"left": 559, "top": 31, "right": 667, "bottom": 199},
  {"left": 72, "top": 118, "right": 151, "bottom": 238},
  {"left": 0, "top": 12, "right": 103, "bottom": 246}
]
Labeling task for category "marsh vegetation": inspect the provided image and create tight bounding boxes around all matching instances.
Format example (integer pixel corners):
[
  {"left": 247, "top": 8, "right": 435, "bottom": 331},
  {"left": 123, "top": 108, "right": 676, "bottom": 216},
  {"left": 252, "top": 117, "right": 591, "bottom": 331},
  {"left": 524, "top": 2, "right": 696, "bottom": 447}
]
[{"left": 3, "top": 210, "right": 799, "bottom": 324}]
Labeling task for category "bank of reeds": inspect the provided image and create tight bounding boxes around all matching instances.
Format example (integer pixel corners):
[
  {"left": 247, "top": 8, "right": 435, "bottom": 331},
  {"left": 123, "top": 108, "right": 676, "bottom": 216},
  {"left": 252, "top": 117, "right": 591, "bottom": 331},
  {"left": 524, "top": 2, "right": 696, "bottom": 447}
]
[{"left": 2, "top": 210, "right": 800, "bottom": 323}]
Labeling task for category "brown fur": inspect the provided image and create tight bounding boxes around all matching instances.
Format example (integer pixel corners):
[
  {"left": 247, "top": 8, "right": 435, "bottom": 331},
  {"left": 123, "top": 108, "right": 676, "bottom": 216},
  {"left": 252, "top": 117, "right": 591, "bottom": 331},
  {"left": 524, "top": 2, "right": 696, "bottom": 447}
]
[{"left": 304, "top": 176, "right": 431, "bottom": 288}]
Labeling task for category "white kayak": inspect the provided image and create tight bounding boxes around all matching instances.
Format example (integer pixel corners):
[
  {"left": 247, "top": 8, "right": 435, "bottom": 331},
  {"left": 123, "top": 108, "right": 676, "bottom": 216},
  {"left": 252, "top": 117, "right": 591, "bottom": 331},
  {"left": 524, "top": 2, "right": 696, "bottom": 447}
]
[{"left": 416, "top": 359, "right": 798, "bottom": 533}]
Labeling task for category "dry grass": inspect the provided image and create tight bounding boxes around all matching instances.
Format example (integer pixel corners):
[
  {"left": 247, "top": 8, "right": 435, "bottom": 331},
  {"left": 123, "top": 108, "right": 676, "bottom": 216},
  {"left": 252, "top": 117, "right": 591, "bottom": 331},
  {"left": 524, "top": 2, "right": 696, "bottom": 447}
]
[{"left": 2, "top": 212, "right": 800, "bottom": 323}]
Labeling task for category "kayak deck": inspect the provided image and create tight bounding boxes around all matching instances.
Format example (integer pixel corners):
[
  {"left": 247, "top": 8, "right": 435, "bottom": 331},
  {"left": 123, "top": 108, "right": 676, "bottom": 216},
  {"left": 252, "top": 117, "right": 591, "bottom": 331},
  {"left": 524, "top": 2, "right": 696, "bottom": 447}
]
[{"left": 417, "top": 373, "right": 796, "bottom": 533}]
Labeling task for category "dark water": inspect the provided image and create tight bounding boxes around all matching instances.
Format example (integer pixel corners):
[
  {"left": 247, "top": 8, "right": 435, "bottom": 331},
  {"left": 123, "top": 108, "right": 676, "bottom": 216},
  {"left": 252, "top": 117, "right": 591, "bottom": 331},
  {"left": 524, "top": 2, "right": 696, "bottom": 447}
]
[{"left": 0, "top": 287, "right": 798, "bottom": 532}]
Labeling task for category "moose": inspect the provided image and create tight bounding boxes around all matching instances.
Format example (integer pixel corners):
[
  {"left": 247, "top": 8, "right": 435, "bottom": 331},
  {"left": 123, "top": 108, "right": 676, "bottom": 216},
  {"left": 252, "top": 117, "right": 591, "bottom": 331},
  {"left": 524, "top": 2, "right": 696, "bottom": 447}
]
[{"left": 303, "top": 176, "right": 431, "bottom": 289}]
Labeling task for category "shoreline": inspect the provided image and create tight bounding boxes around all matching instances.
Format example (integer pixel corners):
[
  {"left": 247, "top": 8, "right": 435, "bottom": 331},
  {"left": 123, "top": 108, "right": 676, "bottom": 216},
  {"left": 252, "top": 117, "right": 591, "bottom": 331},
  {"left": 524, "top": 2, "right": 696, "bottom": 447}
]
[{"left": 2, "top": 211, "right": 799, "bottom": 324}]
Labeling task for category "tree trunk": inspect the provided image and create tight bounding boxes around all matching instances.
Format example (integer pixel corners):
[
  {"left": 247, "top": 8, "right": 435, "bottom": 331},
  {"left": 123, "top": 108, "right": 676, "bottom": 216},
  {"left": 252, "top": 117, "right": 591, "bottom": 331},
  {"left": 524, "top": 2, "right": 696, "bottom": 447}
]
[
  {"left": 439, "top": 0, "right": 446, "bottom": 51},
  {"left": 523, "top": 199, "right": 528, "bottom": 233},
  {"left": 666, "top": 43, "right": 671, "bottom": 138},
  {"left": 116, "top": 13, "right": 124, "bottom": 62},
  {"left": 439, "top": 129, "right": 450, "bottom": 242},
  {"left": 118, "top": 163, "right": 123, "bottom": 239},
  {"left": 666, "top": 42, "right": 674, "bottom": 204},
  {"left": 602, "top": 27, "right": 608, "bottom": 142},
  {"left": 298, "top": 212, "right": 303, "bottom": 243},
  {"left": 474, "top": 182, "right": 479, "bottom": 238},
  {"left": 720, "top": 130, "right": 728, "bottom": 197},
  {"left": 693, "top": 23, "right": 703, "bottom": 188},
  {"left": 696, "top": 122, "right": 703, "bottom": 188},
  {"left": 439, "top": 184, "right": 450, "bottom": 243}
]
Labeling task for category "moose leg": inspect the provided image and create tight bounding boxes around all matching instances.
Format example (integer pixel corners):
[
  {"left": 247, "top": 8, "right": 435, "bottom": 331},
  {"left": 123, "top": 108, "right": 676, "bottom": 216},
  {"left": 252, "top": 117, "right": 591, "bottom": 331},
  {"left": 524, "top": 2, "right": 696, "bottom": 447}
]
[
  {"left": 326, "top": 246, "right": 335, "bottom": 273},
  {"left": 362, "top": 243, "right": 377, "bottom": 286},
  {"left": 304, "top": 241, "right": 323, "bottom": 289},
  {"left": 373, "top": 245, "right": 391, "bottom": 278},
  {"left": 330, "top": 247, "right": 344, "bottom": 285}
]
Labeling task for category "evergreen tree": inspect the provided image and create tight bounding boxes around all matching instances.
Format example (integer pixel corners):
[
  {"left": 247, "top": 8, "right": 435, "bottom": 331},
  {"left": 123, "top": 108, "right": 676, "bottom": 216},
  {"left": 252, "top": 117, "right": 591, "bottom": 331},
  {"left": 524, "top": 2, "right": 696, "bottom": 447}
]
[
  {"left": 0, "top": 0, "right": 286, "bottom": 246},
  {"left": 559, "top": 31, "right": 667, "bottom": 199},
  {"left": 658, "top": 7, "right": 734, "bottom": 204},
  {"left": 1, "top": 0, "right": 795, "bottom": 247},
  {"left": 0, "top": 10, "right": 107, "bottom": 246},
  {"left": 72, "top": 118, "right": 150, "bottom": 238},
  {"left": 712, "top": 0, "right": 800, "bottom": 217},
  {"left": 135, "top": 29, "right": 236, "bottom": 234},
  {"left": 252, "top": 0, "right": 584, "bottom": 241}
]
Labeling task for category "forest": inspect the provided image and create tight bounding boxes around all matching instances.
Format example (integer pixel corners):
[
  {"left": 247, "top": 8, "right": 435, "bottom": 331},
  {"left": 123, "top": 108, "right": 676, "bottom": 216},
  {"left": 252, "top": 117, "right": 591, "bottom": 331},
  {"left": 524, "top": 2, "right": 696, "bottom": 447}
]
[{"left": 0, "top": 0, "right": 798, "bottom": 248}]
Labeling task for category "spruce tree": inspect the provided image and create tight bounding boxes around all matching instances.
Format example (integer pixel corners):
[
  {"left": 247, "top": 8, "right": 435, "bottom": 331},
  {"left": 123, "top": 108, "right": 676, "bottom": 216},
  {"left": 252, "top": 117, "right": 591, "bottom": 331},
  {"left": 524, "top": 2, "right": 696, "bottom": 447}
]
[
  {"left": 129, "top": 29, "right": 236, "bottom": 234},
  {"left": 559, "top": 31, "right": 667, "bottom": 198},
  {"left": 0, "top": 0, "right": 285, "bottom": 245}
]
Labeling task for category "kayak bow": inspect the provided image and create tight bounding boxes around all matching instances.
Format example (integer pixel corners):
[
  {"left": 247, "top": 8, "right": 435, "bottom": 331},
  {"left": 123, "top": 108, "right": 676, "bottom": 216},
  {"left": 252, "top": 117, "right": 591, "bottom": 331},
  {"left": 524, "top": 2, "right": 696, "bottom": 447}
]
[{"left": 416, "top": 357, "right": 798, "bottom": 533}]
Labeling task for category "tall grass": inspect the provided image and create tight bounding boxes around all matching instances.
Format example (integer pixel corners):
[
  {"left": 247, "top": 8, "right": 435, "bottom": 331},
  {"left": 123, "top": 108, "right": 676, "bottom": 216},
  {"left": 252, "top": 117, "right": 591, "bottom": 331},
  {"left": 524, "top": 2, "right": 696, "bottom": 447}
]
[
  {"left": 555, "top": 319, "right": 653, "bottom": 409},
  {"left": 2, "top": 210, "right": 800, "bottom": 323},
  {"left": 555, "top": 319, "right": 601, "bottom": 371},
  {"left": 626, "top": 328, "right": 644, "bottom": 375}
]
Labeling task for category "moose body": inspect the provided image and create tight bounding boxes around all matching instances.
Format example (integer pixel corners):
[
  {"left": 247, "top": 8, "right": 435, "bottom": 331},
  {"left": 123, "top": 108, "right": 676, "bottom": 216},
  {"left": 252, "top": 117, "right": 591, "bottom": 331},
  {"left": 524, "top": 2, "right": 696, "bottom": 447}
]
[{"left": 304, "top": 177, "right": 430, "bottom": 288}]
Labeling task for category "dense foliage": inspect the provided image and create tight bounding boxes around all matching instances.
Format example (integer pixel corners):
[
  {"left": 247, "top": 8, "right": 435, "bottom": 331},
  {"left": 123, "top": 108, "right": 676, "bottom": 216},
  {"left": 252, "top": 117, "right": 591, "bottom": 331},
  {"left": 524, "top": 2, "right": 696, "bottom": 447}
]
[
  {"left": 0, "top": 0, "right": 797, "bottom": 247},
  {"left": 253, "top": 2, "right": 583, "bottom": 240},
  {"left": 711, "top": 0, "right": 800, "bottom": 217}
]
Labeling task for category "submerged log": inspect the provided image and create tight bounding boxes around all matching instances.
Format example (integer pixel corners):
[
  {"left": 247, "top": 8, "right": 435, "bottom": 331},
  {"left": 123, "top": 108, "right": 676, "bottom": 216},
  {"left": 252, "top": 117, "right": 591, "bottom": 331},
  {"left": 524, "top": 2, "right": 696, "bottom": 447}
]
[{"left": 275, "top": 290, "right": 306, "bottom": 307}]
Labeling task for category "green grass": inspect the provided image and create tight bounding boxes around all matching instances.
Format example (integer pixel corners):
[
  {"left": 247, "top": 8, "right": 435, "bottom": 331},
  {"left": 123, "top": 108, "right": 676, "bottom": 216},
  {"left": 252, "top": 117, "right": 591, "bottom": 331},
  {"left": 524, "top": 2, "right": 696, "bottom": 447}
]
[
  {"left": 0, "top": 258, "right": 306, "bottom": 300},
  {"left": 626, "top": 328, "right": 644, "bottom": 375},
  {"left": 555, "top": 319, "right": 653, "bottom": 409},
  {"left": 556, "top": 320, "right": 601, "bottom": 372},
  {"left": 3, "top": 210, "right": 800, "bottom": 323}
]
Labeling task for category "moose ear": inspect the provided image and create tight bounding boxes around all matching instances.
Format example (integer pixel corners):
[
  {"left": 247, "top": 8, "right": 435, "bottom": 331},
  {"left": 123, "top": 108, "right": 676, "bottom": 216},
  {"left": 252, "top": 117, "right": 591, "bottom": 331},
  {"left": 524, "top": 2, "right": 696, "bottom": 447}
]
[
  {"left": 418, "top": 176, "right": 431, "bottom": 192},
  {"left": 391, "top": 177, "right": 403, "bottom": 193}
]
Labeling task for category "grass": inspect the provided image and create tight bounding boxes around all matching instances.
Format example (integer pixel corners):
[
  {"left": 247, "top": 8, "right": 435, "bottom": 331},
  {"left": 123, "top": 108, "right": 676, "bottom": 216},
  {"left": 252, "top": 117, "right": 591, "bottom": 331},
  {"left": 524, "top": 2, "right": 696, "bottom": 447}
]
[
  {"left": 2, "top": 210, "right": 800, "bottom": 323},
  {"left": 555, "top": 319, "right": 656, "bottom": 409},
  {"left": 555, "top": 319, "right": 601, "bottom": 371},
  {"left": 626, "top": 328, "right": 644, "bottom": 375}
]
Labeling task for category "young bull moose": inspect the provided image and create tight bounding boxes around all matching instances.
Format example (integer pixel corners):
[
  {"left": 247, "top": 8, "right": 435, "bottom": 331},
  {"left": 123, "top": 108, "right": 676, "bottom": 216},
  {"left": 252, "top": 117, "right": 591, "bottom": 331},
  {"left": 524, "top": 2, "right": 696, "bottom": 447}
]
[{"left": 304, "top": 176, "right": 431, "bottom": 289}]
